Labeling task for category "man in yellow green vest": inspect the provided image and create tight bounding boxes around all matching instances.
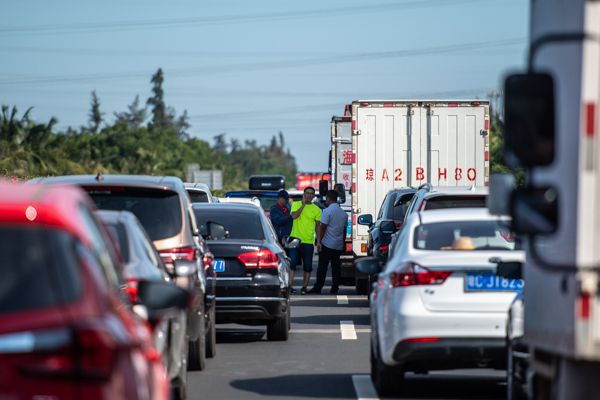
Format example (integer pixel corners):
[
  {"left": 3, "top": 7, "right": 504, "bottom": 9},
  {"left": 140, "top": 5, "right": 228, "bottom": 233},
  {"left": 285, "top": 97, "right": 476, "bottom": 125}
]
[{"left": 289, "top": 186, "right": 322, "bottom": 295}]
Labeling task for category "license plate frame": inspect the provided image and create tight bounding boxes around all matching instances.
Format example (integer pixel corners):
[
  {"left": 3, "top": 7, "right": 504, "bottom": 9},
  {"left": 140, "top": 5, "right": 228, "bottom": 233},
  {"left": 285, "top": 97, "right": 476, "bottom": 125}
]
[
  {"left": 464, "top": 272, "right": 523, "bottom": 292},
  {"left": 214, "top": 259, "right": 226, "bottom": 273}
]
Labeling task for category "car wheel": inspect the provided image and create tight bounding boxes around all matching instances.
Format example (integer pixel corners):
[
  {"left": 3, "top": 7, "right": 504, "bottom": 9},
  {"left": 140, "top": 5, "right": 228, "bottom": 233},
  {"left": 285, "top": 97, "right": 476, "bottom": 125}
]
[
  {"left": 355, "top": 277, "right": 369, "bottom": 295},
  {"left": 370, "top": 337, "right": 402, "bottom": 397},
  {"left": 187, "top": 313, "right": 206, "bottom": 371},
  {"left": 205, "top": 307, "right": 216, "bottom": 358},
  {"left": 267, "top": 304, "right": 290, "bottom": 341},
  {"left": 170, "top": 376, "right": 186, "bottom": 400}
]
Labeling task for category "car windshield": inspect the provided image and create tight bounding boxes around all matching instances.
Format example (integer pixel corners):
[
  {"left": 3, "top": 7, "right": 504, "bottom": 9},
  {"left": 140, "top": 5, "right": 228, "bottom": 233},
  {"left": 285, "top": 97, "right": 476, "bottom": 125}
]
[
  {"left": 86, "top": 188, "right": 182, "bottom": 241},
  {"left": 194, "top": 209, "right": 265, "bottom": 240},
  {"left": 0, "top": 226, "right": 81, "bottom": 315},
  {"left": 414, "top": 220, "right": 515, "bottom": 251},
  {"left": 226, "top": 193, "right": 276, "bottom": 212}
]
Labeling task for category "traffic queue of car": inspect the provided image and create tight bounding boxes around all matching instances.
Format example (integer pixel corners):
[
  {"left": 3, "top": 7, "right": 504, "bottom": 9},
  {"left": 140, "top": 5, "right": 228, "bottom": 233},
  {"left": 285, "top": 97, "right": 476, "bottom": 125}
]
[
  {"left": 0, "top": 174, "right": 292, "bottom": 400},
  {"left": 355, "top": 183, "right": 524, "bottom": 398}
]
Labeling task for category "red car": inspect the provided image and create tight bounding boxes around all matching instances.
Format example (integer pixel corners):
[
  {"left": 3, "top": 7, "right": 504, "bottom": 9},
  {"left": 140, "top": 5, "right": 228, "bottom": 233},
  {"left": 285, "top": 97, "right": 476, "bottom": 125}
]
[{"left": 0, "top": 183, "right": 188, "bottom": 400}]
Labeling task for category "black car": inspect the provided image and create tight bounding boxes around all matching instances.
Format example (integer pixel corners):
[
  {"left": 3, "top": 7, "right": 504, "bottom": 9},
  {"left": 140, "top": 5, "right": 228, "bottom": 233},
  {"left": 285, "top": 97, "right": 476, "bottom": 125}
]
[
  {"left": 358, "top": 188, "right": 416, "bottom": 263},
  {"left": 29, "top": 174, "right": 217, "bottom": 376},
  {"left": 192, "top": 203, "right": 291, "bottom": 341},
  {"left": 97, "top": 210, "right": 190, "bottom": 399}
]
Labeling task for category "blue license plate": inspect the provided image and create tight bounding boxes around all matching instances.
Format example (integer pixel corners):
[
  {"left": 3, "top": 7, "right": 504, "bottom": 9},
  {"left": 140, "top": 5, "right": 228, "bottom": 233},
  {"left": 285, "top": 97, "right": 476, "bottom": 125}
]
[
  {"left": 464, "top": 272, "right": 523, "bottom": 292},
  {"left": 214, "top": 259, "right": 225, "bottom": 273}
]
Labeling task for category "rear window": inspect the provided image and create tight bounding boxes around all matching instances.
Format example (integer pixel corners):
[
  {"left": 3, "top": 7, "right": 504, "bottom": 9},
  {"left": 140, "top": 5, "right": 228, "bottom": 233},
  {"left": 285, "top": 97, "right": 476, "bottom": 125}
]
[
  {"left": 86, "top": 188, "right": 182, "bottom": 241},
  {"left": 194, "top": 209, "right": 265, "bottom": 240},
  {"left": 188, "top": 190, "right": 209, "bottom": 203},
  {"left": 105, "top": 222, "right": 130, "bottom": 263},
  {"left": 226, "top": 193, "right": 276, "bottom": 212},
  {"left": 413, "top": 220, "right": 515, "bottom": 251},
  {"left": 391, "top": 194, "right": 414, "bottom": 221},
  {"left": 0, "top": 227, "right": 81, "bottom": 315},
  {"left": 424, "top": 195, "right": 487, "bottom": 210}
]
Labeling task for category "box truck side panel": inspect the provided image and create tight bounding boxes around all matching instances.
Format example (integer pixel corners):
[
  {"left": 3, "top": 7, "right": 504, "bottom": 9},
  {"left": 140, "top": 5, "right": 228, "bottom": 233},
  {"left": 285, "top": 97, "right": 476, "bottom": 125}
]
[{"left": 427, "top": 106, "right": 486, "bottom": 186}]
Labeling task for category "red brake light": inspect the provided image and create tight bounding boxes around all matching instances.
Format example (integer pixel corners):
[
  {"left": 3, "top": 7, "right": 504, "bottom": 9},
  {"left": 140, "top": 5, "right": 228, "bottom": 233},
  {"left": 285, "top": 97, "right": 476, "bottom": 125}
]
[
  {"left": 159, "top": 246, "right": 196, "bottom": 263},
  {"left": 379, "top": 245, "right": 389, "bottom": 252},
  {"left": 390, "top": 263, "right": 451, "bottom": 287},
  {"left": 18, "top": 323, "right": 119, "bottom": 381},
  {"left": 401, "top": 337, "right": 441, "bottom": 343},
  {"left": 124, "top": 278, "right": 140, "bottom": 303},
  {"left": 237, "top": 249, "right": 279, "bottom": 269}
]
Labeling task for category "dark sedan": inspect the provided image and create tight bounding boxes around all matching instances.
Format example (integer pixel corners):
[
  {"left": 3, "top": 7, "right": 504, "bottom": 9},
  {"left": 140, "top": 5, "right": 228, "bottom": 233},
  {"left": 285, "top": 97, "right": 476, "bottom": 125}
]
[{"left": 192, "top": 203, "right": 291, "bottom": 341}]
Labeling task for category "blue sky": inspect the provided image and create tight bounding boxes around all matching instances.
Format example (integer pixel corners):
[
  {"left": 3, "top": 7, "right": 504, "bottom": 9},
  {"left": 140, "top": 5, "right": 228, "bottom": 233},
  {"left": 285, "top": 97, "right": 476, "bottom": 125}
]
[{"left": 0, "top": 0, "right": 529, "bottom": 171}]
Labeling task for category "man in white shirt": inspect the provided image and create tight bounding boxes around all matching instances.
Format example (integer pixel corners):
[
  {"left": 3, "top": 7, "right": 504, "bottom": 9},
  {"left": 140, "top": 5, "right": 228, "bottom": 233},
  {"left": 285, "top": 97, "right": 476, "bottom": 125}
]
[{"left": 309, "top": 190, "right": 348, "bottom": 294}]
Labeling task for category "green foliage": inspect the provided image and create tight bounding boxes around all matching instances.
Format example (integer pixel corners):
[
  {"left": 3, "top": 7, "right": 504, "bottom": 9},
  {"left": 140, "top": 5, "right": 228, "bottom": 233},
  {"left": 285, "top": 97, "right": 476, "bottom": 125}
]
[
  {"left": 0, "top": 70, "right": 298, "bottom": 188},
  {"left": 489, "top": 116, "right": 525, "bottom": 185}
]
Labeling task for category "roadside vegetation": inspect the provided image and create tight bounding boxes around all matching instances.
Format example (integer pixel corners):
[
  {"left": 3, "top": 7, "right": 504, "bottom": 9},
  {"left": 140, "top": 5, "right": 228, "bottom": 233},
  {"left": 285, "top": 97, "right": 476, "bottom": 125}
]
[{"left": 0, "top": 68, "right": 297, "bottom": 190}]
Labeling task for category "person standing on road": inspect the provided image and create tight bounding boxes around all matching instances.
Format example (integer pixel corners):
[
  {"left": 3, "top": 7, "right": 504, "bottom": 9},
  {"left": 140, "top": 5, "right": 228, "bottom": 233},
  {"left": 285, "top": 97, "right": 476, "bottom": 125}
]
[
  {"left": 269, "top": 190, "right": 293, "bottom": 244},
  {"left": 309, "top": 190, "right": 348, "bottom": 294},
  {"left": 289, "top": 186, "right": 321, "bottom": 295}
]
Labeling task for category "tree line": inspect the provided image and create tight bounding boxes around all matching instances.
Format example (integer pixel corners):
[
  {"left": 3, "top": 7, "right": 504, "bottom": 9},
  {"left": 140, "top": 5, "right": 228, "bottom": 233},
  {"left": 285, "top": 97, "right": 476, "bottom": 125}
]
[{"left": 0, "top": 68, "right": 298, "bottom": 191}]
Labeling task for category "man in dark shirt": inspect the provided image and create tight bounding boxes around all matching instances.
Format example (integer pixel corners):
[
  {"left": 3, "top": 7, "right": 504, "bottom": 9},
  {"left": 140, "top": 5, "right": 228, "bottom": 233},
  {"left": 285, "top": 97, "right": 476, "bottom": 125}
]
[{"left": 269, "top": 190, "right": 293, "bottom": 243}]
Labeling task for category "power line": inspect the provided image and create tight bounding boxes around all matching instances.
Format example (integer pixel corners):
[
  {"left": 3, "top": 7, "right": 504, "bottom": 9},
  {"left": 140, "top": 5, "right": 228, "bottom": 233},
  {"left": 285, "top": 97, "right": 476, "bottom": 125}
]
[
  {"left": 0, "top": 37, "right": 525, "bottom": 86},
  {"left": 0, "top": 0, "right": 499, "bottom": 36}
]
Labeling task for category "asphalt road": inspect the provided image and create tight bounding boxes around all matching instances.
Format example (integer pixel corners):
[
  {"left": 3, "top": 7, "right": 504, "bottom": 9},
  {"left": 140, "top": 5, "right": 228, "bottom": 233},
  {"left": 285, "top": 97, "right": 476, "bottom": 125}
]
[{"left": 188, "top": 263, "right": 506, "bottom": 400}]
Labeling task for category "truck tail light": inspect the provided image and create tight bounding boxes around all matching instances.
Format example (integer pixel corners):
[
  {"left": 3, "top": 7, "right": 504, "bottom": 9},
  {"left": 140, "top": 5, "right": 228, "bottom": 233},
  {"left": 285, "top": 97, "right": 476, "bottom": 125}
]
[
  {"left": 379, "top": 245, "right": 389, "bottom": 252},
  {"left": 389, "top": 263, "right": 451, "bottom": 287},
  {"left": 401, "top": 337, "right": 441, "bottom": 343},
  {"left": 124, "top": 278, "right": 140, "bottom": 303},
  {"left": 361, "top": 243, "right": 367, "bottom": 253}
]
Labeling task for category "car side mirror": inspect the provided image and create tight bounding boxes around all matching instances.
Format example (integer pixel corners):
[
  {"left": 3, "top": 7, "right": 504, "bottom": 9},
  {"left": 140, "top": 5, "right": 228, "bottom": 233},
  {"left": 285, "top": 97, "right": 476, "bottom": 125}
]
[
  {"left": 490, "top": 258, "right": 523, "bottom": 280},
  {"left": 354, "top": 256, "right": 381, "bottom": 275},
  {"left": 318, "top": 180, "right": 329, "bottom": 197},
  {"left": 510, "top": 187, "right": 558, "bottom": 235},
  {"left": 504, "top": 72, "right": 555, "bottom": 167},
  {"left": 380, "top": 220, "right": 397, "bottom": 235},
  {"left": 488, "top": 173, "right": 516, "bottom": 216},
  {"left": 333, "top": 183, "right": 346, "bottom": 204},
  {"left": 283, "top": 236, "right": 300, "bottom": 249},
  {"left": 137, "top": 280, "right": 191, "bottom": 324},
  {"left": 357, "top": 214, "right": 373, "bottom": 226},
  {"left": 207, "top": 221, "right": 228, "bottom": 240}
]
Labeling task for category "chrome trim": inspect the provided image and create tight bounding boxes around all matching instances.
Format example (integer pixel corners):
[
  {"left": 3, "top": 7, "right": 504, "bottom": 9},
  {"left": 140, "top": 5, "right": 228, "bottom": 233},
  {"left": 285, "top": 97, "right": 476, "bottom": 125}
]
[
  {"left": 215, "top": 277, "right": 253, "bottom": 281},
  {"left": 216, "top": 296, "right": 287, "bottom": 302}
]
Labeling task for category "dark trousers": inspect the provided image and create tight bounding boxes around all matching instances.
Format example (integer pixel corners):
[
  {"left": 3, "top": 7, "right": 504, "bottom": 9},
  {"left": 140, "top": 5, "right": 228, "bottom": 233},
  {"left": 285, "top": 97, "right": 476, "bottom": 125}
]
[{"left": 314, "top": 245, "right": 342, "bottom": 290}]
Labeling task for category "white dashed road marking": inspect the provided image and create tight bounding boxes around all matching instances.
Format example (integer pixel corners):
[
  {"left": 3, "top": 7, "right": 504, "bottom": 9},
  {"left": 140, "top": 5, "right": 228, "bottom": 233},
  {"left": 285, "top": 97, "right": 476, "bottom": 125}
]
[
  {"left": 352, "top": 375, "right": 379, "bottom": 400},
  {"left": 340, "top": 320, "right": 357, "bottom": 340},
  {"left": 337, "top": 295, "right": 349, "bottom": 305},
  {"left": 290, "top": 328, "right": 370, "bottom": 334}
]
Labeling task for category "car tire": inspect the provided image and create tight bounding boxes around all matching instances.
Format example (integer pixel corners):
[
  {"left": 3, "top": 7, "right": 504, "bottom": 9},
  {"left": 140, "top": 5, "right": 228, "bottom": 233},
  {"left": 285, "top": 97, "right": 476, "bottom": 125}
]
[
  {"left": 355, "top": 277, "right": 369, "bottom": 295},
  {"left": 187, "top": 313, "right": 206, "bottom": 371},
  {"left": 205, "top": 307, "right": 216, "bottom": 358},
  {"left": 267, "top": 305, "right": 289, "bottom": 341},
  {"left": 370, "top": 338, "right": 402, "bottom": 397},
  {"left": 170, "top": 376, "right": 186, "bottom": 400}
]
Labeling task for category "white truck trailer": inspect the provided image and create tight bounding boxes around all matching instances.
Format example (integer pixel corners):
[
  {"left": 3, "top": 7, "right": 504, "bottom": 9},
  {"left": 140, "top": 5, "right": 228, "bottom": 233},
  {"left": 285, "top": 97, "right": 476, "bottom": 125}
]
[
  {"left": 329, "top": 115, "right": 355, "bottom": 284},
  {"left": 351, "top": 100, "right": 490, "bottom": 261},
  {"left": 496, "top": 0, "right": 600, "bottom": 398}
]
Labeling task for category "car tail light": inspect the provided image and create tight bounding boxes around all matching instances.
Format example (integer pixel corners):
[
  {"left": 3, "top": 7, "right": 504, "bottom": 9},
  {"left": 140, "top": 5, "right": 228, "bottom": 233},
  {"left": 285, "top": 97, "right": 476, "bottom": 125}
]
[
  {"left": 159, "top": 246, "right": 196, "bottom": 263},
  {"left": 17, "top": 322, "right": 122, "bottom": 381},
  {"left": 237, "top": 249, "right": 279, "bottom": 269},
  {"left": 379, "top": 245, "right": 389, "bottom": 252},
  {"left": 401, "top": 337, "right": 441, "bottom": 343},
  {"left": 124, "top": 278, "right": 140, "bottom": 303},
  {"left": 395, "top": 222, "right": 403, "bottom": 229},
  {"left": 203, "top": 253, "right": 215, "bottom": 277},
  {"left": 389, "top": 262, "right": 451, "bottom": 287}
]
